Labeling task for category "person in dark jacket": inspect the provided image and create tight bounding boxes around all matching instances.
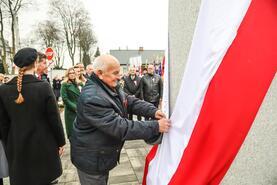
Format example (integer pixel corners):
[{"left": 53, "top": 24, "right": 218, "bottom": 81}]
[
  {"left": 0, "top": 48, "right": 66, "bottom": 185},
  {"left": 141, "top": 64, "right": 163, "bottom": 119},
  {"left": 84, "top": 63, "right": 93, "bottom": 79},
  {"left": 0, "top": 132, "right": 8, "bottom": 185},
  {"left": 123, "top": 66, "right": 142, "bottom": 120},
  {"left": 70, "top": 55, "right": 171, "bottom": 185},
  {"left": 53, "top": 75, "right": 62, "bottom": 101},
  {"left": 61, "top": 67, "right": 83, "bottom": 139},
  {"left": 0, "top": 75, "right": 6, "bottom": 185}
]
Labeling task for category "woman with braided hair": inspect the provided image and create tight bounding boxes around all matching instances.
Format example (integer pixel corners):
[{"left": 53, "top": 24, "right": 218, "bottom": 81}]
[{"left": 0, "top": 48, "right": 66, "bottom": 185}]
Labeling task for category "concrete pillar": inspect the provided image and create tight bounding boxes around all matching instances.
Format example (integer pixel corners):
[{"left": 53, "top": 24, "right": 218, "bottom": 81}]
[{"left": 169, "top": 0, "right": 277, "bottom": 184}]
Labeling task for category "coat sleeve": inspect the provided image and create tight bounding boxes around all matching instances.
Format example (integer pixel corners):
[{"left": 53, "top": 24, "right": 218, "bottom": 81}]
[
  {"left": 134, "top": 79, "right": 142, "bottom": 98},
  {"left": 44, "top": 83, "right": 66, "bottom": 147},
  {"left": 140, "top": 77, "right": 144, "bottom": 100},
  {"left": 61, "top": 83, "right": 77, "bottom": 112},
  {"left": 82, "top": 97, "right": 160, "bottom": 141},
  {"left": 123, "top": 78, "right": 132, "bottom": 95},
  {"left": 0, "top": 96, "right": 10, "bottom": 145},
  {"left": 126, "top": 94, "right": 157, "bottom": 118}
]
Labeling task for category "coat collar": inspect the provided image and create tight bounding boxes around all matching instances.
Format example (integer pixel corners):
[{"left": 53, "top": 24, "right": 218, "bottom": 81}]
[
  {"left": 90, "top": 73, "right": 127, "bottom": 114},
  {"left": 66, "top": 82, "right": 81, "bottom": 95},
  {"left": 7, "top": 74, "right": 42, "bottom": 85},
  {"left": 90, "top": 73, "right": 120, "bottom": 97}
]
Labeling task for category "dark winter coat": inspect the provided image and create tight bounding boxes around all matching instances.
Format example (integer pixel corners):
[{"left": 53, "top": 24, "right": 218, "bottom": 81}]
[
  {"left": 52, "top": 79, "right": 62, "bottom": 90},
  {"left": 70, "top": 73, "right": 160, "bottom": 175},
  {"left": 123, "top": 75, "right": 141, "bottom": 98},
  {"left": 60, "top": 81, "right": 82, "bottom": 138},
  {"left": 0, "top": 75, "right": 66, "bottom": 185},
  {"left": 141, "top": 73, "right": 163, "bottom": 103}
]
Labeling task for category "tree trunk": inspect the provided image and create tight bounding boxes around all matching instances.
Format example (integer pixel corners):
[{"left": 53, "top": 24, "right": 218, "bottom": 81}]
[
  {"left": 0, "top": 6, "right": 8, "bottom": 74},
  {"left": 7, "top": 0, "right": 16, "bottom": 74},
  {"left": 79, "top": 45, "right": 82, "bottom": 64}
]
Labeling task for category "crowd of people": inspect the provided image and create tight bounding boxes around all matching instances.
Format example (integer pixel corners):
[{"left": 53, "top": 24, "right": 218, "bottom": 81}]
[{"left": 0, "top": 47, "right": 170, "bottom": 185}]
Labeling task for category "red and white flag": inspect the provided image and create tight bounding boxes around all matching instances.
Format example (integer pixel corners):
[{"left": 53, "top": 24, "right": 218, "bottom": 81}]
[{"left": 143, "top": 0, "right": 277, "bottom": 184}]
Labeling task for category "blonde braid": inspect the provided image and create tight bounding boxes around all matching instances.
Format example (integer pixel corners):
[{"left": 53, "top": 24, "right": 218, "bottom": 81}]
[{"left": 15, "top": 67, "right": 26, "bottom": 104}]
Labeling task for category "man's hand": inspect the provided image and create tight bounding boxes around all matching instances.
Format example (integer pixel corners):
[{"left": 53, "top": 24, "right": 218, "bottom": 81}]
[
  {"left": 158, "top": 118, "right": 171, "bottom": 133},
  {"left": 59, "top": 146, "right": 65, "bottom": 156},
  {"left": 155, "top": 110, "right": 166, "bottom": 120}
]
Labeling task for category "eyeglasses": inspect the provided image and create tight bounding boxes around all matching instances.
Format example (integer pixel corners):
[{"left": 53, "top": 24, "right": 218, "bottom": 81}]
[{"left": 68, "top": 72, "right": 75, "bottom": 75}]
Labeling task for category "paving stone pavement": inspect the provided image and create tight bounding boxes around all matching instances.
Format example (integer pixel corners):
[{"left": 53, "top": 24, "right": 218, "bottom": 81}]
[
  {"left": 56, "top": 139, "right": 151, "bottom": 185},
  {"left": 4, "top": 111, "right": 152, "bottom": 185}
]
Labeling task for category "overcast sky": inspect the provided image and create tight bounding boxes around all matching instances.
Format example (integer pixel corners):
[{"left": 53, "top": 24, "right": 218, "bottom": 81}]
[{"left": 18, "top": 0, "right": 168, "bottom": 54}]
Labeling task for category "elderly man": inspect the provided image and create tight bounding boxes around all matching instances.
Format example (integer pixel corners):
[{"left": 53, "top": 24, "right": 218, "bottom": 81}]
[
  {"left": 84, "top": 63, "right": 93, "bottom": 79},
  {"left": 141, "top": 64, "right": 163, "bottom": 120},
  {"left": 123, "top": 66, "right": 142, "bottom": 121},
  {"left": 70, "top": 55, "right": 170, "bottom": 185}
]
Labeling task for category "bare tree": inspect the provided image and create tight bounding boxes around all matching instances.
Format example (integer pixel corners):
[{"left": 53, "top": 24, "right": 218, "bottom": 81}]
[
  {"left": 78, "top": 21, "right": 97, "bottom": 66},
  {"left": 2, "top": 0, "right": 30, "bottom": 73},
  {"left": 52, "top": 40, "right": 65, "bottom": 68},
  {"left": 35, "top": 20, "right": 65, "bottom": 68},
  {"left": 50, "top": 0, "right": 88, "bottom": 66},
  {"left": 0, "top": 1, "right": 9, "bottom": 74},
  {"left": 94, "top": 47, "right": 100, "bottom": 58},
  {"left": 37, "top": 20, "right": 61, "bottom": 48}
]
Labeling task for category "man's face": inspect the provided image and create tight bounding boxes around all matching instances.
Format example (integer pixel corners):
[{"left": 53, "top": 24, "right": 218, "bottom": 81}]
[
  {"left": 78, "top": 64, "right": 85, "bottom": 75},
  {"left": 86, "top": 66, "right": 93, "bottom": 75},
  {"left": 100, "top": 63, "right": 121, "bottom": 89},
  {"left": 37, "top": 58, "right": 47, "bottom": 75},
  {"left": 147, "top": 65, "right": 155, "bottom": 75},
  {"left": 129, "top": 68, "right": 136, "bottom": 76}
]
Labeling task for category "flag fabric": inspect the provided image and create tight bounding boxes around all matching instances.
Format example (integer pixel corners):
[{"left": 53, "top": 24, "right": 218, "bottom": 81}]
[
  {"left": 143, "top": 0, "right": 277, "bottom": 185},
  {"left": 161, "top": 56, "right": 165, "bottom": 77}
]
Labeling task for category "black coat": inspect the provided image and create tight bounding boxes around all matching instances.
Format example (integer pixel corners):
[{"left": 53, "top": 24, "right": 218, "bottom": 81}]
[
  {"left": 70, "top": 73, "right": 160, "bottom": 175},
  {"left": 52, "top": 79, "right": 62, "bottom": 90},
  {"left": 141, "top": 73, "right": 163, "bottom": 103},
  {"left": 123, "top": 75, "right": 141, "bottom": 98},
  {"left": 0, "top": 75, "right": 66, "bottom": 185}
]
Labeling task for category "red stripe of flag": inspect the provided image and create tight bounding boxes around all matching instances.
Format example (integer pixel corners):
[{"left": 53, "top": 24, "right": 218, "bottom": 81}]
[
  {"left": 143, "top": 145, "right": 158, "bottom": 185},
  {"left": 169, "top": 0, "right": 277, "bottom": 184}
]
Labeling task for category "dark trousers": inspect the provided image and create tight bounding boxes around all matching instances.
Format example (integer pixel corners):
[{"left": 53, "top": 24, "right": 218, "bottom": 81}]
[
  {"left": 77, "top": 169, "right": 109, "bottom": 185},
  {"left": 0, "top": 178, "right": 3, "bottom": 185},
  {"left": 53, "top": 89, "right": 60, "bottom": 101},
  {"left": 145, "top": 101, "right": 159, "bottom": 120}
]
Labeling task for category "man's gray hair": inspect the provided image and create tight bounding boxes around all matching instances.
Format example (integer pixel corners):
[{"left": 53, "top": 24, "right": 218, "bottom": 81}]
[
  {"left": 92, "top": 55, "right": 119, "bottom": 73},
  {"left": 86, "top": 63, "right": 93, "bottom": 70},
  {"left": 92, "top": 57, "right": 107, "bottom": 72}
]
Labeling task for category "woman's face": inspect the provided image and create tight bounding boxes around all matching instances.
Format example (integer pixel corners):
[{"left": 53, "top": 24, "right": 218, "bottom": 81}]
[
  {"left": 68, "top": 69, "right": 76, "bottom": 80},
  {"left": 75, "top": 67, "right": 81, "bottom": 77}
]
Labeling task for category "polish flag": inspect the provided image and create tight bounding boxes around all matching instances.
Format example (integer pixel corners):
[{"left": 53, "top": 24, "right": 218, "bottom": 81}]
[{"left": 143, "top": 0, "right": 277, "bottom": 184}]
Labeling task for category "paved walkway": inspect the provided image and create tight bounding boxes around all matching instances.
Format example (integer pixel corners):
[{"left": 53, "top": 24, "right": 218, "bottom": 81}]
[
  {"left": 4, "top": 112, "right": 151, "bottom": 185},
  {"left": 57, "top": 139, "right": 151, "bottom": 185}
]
